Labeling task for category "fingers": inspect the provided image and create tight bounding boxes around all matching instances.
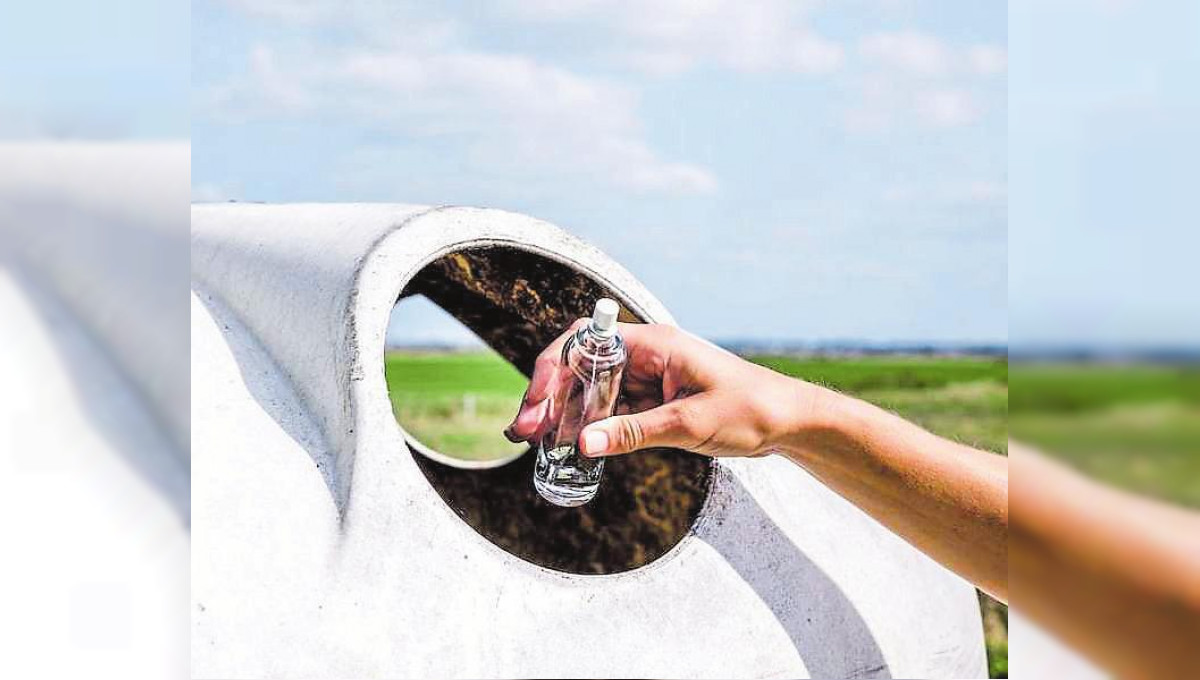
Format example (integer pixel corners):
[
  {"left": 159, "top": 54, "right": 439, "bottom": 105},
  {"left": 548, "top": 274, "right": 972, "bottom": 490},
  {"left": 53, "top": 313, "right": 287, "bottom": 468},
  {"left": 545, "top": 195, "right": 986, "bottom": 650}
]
[
  {"left": 525, "top": 318, "right": 587, "bottom": 403},
  {"left": 579, "top": 399, "right": 704, "bottom": 457},
  {"left": 505, "top": 318, "right": 587, "bottom": 441},
  {"left": 506, "top": 320, "right": 688, "bottom": 444},
  {"left": 503, "top": 398, "right": 547, "bottom": 442},
  {"left": 615, "top": 322, "right": 675, "bottom": 368}
]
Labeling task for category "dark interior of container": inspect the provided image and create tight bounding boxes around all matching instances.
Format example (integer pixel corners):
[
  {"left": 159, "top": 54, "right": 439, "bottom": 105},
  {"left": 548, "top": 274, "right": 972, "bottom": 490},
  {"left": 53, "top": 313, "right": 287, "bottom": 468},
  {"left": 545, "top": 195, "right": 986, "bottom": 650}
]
[{"left": 397, "top": 246, "right": 712, "bottom": 574}]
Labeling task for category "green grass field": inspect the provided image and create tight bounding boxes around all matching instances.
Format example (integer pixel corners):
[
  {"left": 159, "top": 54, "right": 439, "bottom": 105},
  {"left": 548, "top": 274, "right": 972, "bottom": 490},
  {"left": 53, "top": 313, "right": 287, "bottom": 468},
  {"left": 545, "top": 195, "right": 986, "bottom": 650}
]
[
  {"left": 384, "top": 350, "right": 1196, "bottom": 680},
  {"left": 385, "top": 350, "right": 529, "bottom": 461},
  {"left": 1010, "top": 364, "right": 1200, "bottom": 508},
  {"left": 749, "top": 356, "right": 1009, "bottom": 454}
]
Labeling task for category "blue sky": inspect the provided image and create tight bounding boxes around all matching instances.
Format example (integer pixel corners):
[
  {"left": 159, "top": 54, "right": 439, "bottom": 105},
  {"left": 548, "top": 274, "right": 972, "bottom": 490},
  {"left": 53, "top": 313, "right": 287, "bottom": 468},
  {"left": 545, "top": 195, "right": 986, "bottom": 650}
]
[
  {"left": 191, "top": 0, "right": 1007, "bottom": 344},
  {"left": 3, "top": 2, "right": 1192, "bottom": 348},
  {"left": 1009, "top": 0, "right": 1200, "bottom": 347},
  {"left": 0, "top": 0, "right": 189, "bottom": 138}
]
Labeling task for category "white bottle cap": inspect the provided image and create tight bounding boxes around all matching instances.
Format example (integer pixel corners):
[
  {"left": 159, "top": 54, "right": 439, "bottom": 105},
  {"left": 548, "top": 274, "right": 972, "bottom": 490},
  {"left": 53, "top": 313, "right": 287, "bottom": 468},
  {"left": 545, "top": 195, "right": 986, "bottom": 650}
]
[{"left": 591, "top": 298, "right": 620, "bottom": 336}]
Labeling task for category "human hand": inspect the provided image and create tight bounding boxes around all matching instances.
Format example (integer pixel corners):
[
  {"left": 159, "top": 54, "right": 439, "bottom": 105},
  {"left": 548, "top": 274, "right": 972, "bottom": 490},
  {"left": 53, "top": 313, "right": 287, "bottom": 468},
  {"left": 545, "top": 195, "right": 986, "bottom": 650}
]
[{"left": 504, "top": 321, "right": 821, "bottom": 458}]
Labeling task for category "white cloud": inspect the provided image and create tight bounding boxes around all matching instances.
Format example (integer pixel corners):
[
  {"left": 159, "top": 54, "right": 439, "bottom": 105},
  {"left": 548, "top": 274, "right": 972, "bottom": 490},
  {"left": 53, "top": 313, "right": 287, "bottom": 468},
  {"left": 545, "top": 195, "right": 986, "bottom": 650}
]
[
  {"left": 859, "top": 31, "right": 952, "bottom": 77},
  {"left": 203, "top": 42, "right": 718, "bottom": 195},
  {"left": 845, "top": 78, "right": 982, "bottom": 132},
  {"left": 915, "top": 89, "right": 981, "bottom": 127},
  {"left": 206, "top": 0, "right": 720, "bottom": 195},
  {"left": 247, "top": 45, "right": 312, "bottom": 112},
  {"left": 859, "top": 31, "right": 1006, "bottom": 78},
  {"left": 968, "top": 45, "right": 1008, "bottom": 76},
  {"left": 502, "top": 0, "right": 843, "bottom": 76},
  {"left": 965, "top": 180, "right": 1006, "bottom": 203},
  {"left": 847, "top": 31, "right": 1002, "bottom": 133},
  {"left": 791, "top": 33, "right": 846, "bottom": 74}
]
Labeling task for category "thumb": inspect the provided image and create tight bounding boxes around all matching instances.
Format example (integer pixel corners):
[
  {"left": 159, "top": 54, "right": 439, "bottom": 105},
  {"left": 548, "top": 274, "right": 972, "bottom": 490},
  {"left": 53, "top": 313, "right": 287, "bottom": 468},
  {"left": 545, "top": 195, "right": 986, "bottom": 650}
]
[{"left": 579, "top": 402, "right": 695, "bottom": 457}]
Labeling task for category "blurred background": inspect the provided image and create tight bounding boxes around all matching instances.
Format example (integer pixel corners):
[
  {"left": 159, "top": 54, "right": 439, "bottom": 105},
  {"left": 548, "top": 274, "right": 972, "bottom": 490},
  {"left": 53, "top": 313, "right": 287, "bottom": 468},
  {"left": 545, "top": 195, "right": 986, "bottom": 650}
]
[
  {"left": 1007, "top": 3, "right": 1200, "bottom": 677},
  {"left": 0, "top": 0, "right": 189, "bottom": 678}
]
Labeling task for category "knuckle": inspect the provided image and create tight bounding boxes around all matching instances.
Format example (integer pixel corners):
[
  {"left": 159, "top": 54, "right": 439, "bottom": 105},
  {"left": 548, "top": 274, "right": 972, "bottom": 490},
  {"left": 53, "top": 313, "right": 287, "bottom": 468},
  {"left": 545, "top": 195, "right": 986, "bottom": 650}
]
[
  {"left": 671, "top": 400, "right": 719, "bottom": 452},
  {"left": 618, "top": 417, "right": 645, "bottom": 451},
  {"left": 671, "top": 400, "right": 701, "bottom": 435},
  {"left": 666, "top": 402, "right": 692, "bottom": 434}
]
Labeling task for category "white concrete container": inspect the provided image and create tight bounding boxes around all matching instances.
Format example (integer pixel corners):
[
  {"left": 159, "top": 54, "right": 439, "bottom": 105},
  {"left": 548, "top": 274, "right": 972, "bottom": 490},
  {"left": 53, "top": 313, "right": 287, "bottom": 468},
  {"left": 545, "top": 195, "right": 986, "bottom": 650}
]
[{"left": 191, "top": 203, "right": 987, "bottom": 679}]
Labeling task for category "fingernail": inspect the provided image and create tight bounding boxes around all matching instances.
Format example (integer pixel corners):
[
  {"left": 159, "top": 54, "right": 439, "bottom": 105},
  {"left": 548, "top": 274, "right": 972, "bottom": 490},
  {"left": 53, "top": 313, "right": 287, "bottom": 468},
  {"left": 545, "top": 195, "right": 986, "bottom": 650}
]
[
  {"left": 502, "top": 425, "right": 520, "bottom": 443},
  {"left": 582, "top": 430, "right": 609, "bottom": 456}
]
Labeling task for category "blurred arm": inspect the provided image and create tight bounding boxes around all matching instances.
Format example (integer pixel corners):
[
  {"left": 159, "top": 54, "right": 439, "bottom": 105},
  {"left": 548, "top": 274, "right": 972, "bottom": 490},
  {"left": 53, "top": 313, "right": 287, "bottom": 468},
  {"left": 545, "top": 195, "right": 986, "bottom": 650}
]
[{"left": 1009, "top": 443, "right": 1200, "bottom": 680}]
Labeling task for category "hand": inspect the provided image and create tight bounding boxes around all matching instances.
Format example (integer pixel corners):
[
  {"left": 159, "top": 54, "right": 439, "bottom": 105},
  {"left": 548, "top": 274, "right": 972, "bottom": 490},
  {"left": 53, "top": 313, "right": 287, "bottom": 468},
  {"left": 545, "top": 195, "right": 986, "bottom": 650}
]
[
  {"left": 504, "top": 321, "right": 1011, "bottom": 605},
  {"left": 504, "top": 321, "right": 821, "bottom": 458}
]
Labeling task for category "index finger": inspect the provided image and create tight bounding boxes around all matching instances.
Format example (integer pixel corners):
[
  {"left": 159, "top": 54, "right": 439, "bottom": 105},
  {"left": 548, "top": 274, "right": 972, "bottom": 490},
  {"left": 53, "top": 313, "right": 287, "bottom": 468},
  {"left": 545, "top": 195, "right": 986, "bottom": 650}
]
[
  {"left": 504, "top": 318, "right": 588, "bottom": 442},
  {"left": 523, "top": 317, "right": 588, "bottom": 405}
]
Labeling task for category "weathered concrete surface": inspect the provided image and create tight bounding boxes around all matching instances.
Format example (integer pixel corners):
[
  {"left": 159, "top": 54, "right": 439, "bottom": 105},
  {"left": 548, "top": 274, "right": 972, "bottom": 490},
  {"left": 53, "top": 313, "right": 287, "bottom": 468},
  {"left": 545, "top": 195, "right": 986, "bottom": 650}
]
[
  {"left": 0, "top": 143, "right": 190, "bottom": 678},
  {"left": 191, "top": 203, "right": 988, "bottom": 678}
]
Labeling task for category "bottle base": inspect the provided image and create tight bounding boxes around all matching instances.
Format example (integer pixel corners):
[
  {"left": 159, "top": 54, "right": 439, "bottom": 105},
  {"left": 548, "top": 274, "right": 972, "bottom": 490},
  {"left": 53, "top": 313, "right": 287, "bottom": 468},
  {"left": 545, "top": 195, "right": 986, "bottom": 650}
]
[{"left": 533, "top": 475, "right": 599, "bottom": 507}]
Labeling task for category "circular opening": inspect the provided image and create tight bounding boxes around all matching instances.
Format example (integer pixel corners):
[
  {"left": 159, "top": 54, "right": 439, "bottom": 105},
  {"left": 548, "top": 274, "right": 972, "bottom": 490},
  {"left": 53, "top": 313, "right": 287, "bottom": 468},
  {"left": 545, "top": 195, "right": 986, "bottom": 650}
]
[{"left": 388, "top": 245, "right": 712, "bottom": 574}]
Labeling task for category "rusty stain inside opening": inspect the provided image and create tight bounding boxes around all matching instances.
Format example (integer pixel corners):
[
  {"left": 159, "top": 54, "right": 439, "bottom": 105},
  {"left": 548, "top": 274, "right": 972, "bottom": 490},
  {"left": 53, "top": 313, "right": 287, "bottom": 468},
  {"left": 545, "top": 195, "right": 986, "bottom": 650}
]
[{"left": 399, "top": 246, "right": 712, "bottom": 575}]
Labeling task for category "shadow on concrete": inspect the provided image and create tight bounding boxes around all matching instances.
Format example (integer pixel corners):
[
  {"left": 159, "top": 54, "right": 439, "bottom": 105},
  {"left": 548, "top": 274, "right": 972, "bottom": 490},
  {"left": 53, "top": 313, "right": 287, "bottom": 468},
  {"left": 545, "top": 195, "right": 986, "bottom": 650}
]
[
  {"left": 698, "top": 470, "right": 892, "bottom": 679},
  {"left": 192, "top": 286, "right": 342, "bottom": 513},
  {"left": 2, "top": 259, "right": 191, "bottom": 525}
]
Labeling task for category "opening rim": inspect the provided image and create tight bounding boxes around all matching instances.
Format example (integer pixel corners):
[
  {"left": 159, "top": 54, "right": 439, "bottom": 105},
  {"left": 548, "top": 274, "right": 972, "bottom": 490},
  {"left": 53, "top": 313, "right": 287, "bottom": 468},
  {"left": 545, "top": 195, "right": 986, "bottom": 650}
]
[{"left": 381, "top": 237, "right": 717, "bottom": 577}]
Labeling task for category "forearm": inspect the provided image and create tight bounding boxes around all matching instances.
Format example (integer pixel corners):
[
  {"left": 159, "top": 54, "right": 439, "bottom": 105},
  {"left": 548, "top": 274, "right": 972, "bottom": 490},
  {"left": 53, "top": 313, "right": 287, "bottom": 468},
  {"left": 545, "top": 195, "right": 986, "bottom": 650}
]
[
  {"left": 1010, "top": 444, "right": 1200, "bottom": 680},
  {"left": 777, "top": 385, "right": 1009, "bottom": 601}
]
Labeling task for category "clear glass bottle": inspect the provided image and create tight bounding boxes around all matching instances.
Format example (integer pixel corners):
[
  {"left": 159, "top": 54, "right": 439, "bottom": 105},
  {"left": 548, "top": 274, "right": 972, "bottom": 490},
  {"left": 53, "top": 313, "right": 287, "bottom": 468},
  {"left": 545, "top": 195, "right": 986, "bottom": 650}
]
[{"left": 534, "top": 298, "right": 627, "bottom": 507}]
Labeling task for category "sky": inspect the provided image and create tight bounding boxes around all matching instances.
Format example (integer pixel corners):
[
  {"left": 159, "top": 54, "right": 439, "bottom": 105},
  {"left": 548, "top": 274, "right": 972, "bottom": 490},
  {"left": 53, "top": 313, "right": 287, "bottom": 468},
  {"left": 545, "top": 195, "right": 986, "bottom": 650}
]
[
  {"left": 0, "top": 0, "right": 189, "bottom": 139},
  {"left": 1008, "top": 0, "right": 1200, "bottom": 348},
  {"left": 6, "top": 2, "right": 1195, "bottom": 348},
  {"left": 192, "top": 0, "right": 1008, "bottom": 345}
]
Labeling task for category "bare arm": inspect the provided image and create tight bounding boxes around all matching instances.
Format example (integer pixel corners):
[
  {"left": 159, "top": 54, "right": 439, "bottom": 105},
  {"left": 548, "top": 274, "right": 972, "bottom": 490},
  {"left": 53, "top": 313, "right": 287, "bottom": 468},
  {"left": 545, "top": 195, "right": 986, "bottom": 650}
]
[
  {"left": 1009, "top": 443, "right": 1200, "bottom": 680},
  {"left": 779, "top": 390, "right": 1008, "bottom": 601}
]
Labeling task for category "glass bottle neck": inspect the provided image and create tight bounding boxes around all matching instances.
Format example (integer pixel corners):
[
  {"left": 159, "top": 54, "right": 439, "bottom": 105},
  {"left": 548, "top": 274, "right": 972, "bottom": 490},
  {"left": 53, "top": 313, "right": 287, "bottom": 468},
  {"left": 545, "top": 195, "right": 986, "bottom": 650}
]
[{"left": 573, "top": 323, "right": 624, "bottom": 362}]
